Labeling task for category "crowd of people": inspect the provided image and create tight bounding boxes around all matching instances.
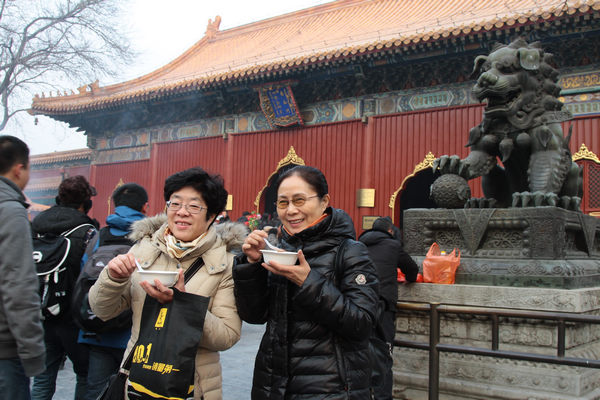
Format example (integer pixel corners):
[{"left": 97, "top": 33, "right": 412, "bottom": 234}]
[{"left": 0, "top": 134, "right": 419, "bottom": 400}]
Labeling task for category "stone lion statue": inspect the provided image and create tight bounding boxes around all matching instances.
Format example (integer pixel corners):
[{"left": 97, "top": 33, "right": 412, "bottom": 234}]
[{"left": 433, "top": 38, "right": 583, "bottom": 210}]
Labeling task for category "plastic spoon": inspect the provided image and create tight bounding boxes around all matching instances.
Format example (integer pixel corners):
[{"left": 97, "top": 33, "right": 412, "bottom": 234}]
[
  {"left": 135, "top": 259, "right": 144, "bottom": 272},
  {"left": 263, "top": 237, "right": 282, "bottom": 252}
]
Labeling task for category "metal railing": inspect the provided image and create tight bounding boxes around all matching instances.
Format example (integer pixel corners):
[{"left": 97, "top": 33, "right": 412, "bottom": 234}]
[{"left": 394, "top": 301, "right": 600, "bottom": 400}]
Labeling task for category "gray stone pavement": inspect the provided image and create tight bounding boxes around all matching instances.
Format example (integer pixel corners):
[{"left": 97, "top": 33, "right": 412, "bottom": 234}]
[{"left": 52, "top": 322, "right": 265, "bottom": 399}]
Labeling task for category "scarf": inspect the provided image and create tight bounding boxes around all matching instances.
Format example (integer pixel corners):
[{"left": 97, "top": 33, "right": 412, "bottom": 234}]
[
  {"left": 282, "top": 212, "right": 329, "bottom": 236},
  {"left": 164, "top": 228, "right": 207, "bottom": 259}
]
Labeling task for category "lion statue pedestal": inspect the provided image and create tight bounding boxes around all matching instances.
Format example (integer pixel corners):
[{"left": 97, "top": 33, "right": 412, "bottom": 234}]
[
  {"left": 394, "top": 208, "right": 600, "bottom": 400},
  {"left": 394, "top": 38, "right": 600, "bottom": 400}
]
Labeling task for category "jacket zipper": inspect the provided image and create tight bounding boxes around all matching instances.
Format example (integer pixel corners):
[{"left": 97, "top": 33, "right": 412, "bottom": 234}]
[{"left": 333, "top": 335, "right": 349, "bottom": 395}]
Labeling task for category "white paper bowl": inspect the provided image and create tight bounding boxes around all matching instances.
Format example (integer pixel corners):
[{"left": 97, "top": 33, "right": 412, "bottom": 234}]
[
  {"left": 260, "top": 249, "right": 298, "bottom": 265},
  {"left": 138, "top": 270, "right": 179, "bottom": 286}
]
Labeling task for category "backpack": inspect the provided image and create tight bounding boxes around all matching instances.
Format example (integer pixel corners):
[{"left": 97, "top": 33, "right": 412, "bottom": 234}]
[
  {"left": 71, "top": 235, "right": 133, "bottom": 333},
  {"left": 33, "top": 223, "right": 97, "bottom": 320}
]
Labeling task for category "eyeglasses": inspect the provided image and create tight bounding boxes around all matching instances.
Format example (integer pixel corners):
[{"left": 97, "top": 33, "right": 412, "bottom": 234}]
[
  {"left": 166, "top": 201, "right": 207, "bottom": 214},
  {"left": 275, "top": 195, "right": 319, "bottom": 209}
]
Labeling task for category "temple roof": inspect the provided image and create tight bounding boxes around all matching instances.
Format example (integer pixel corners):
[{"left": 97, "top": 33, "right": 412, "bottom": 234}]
[
  {"left": 30, "top": 0, "right": 600, "bottom": 115},
  {"left": 30, "top": 148, "right": 92, "bottom": 166}
]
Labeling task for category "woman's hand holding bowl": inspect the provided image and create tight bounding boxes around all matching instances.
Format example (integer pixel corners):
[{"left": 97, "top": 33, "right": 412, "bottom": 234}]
[
  {"left": 262, "top": 250, "right": 310, "bottom": 287},
  {"left": 107, "top": 253, "right": 186, "bottom": 304},
  {"left": 140, "top": 269, "right": 186, "bottom": 304},
  {"left": 242, "top": 229, "right": 268, "bottom": 263}
]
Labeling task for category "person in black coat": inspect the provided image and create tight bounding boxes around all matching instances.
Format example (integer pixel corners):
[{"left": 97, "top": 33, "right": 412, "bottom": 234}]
[
  {"left": 233, "top": 165, "right": 379, "bottom": 400},
  {"left": 31, "top": 175, "right": 99, "bottom": 400},
  {"left": 358, "top": 216, "right": 419, "bottom": 400}
]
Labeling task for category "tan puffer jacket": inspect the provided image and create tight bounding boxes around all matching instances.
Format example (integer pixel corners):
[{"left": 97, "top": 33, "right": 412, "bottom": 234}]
[{"left": 89, "top": 215, "right": 247, "bottom": 400}]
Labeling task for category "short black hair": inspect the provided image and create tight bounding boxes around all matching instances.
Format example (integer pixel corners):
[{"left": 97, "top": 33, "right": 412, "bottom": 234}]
[
  {"left": 372, "top": 216, "right": 394, "bottom": 234},
  {"left": 275, "top": 165, "right": 328, "bottom": 198},
  {"left": 112, "top": 183, "right": 148, "bottom": 211},
  {"left": 57, "top": 175, "right": 95, "bottom": 210},
  {"left": 0, "top": 135, "right": 29, "bottom": 174},
  {"left": 163, "top": 167, "right": 228, "bottom": 220}
]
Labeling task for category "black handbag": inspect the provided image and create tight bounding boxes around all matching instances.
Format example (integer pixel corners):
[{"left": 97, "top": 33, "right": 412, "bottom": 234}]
[
  {"left": 127, "top": 257, "right": 209, "bottom": 400},
  {"left": 96, "top": 348, "right": 133, "bottom": 400}
]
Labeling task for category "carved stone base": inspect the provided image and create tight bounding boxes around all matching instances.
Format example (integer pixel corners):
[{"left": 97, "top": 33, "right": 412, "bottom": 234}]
[
  {"left": 394, "top": 284, "right": 600, "bottom": 399},
  {"left": 403, "top": 207, "right": 600, "bottom": 288}
]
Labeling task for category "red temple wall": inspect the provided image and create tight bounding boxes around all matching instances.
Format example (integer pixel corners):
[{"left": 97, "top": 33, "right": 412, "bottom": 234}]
[
  {"left": 87, "top": 105, "right": 600, "bottom": 233},
  {"left": 229, "top": 120, "right": 364, "bottom": 221},
  {"left": 370, "top": 104, "right": 486, "bottom": 220},
  {"left": 90, "top": 160, "right": 150, "bottom": 224},
  {"left": 564, "top": 115, "right": 600, "bottom": 154},
  {"left": 146, "top": 137, "right": 228, "bottom": 213}
]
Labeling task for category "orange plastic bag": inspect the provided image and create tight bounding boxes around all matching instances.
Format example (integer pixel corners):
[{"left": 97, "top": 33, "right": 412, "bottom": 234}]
[
  {"left": 422, "top": 243, "right": 460, "bottom": 284},
  {"left": 397, "top": 269, "right": 424, "bottom": 283}
]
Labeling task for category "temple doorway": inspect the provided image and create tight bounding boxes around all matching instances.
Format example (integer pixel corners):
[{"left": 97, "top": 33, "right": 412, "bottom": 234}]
[
  {"left": 254, "top": 146, "right": 306, "bottom": 222},
  {"left": 395, "top": 169, "right": 438, "bottom": 229},
  {"left": 261, "top": 163, "right": 297, "bottom": 218},
  {"left": 390, "top": 152, "right": 438, "bottom": 231}
]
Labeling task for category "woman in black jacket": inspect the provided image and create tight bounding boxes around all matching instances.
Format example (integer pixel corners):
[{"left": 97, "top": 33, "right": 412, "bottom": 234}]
[{"left": 233, "top": 165, "right": 379, "bottom": 400}]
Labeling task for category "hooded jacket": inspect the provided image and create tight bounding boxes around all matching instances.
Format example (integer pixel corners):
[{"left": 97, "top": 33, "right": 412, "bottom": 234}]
[
  {"left": 106, "top": 205, "right": 146, "bottom": 236},
  {"left": 89, "top": 215, "right": 247, "bottom": 400},
  {"left": 0, "top": 177, "right": 46, "bottom": 376},
  {"left": 233, "top": 208, "right": 379, "bottom": 400},
  {"left": 32, "top": 204, "right": 98, "bottom": 237},
  {"left": 78, "top": 205, "right": 146, "bottom": 349}
]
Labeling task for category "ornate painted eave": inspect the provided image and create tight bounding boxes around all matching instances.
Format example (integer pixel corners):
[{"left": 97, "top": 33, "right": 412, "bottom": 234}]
[
  {"left": 30, "top": 0, "right": 600, "bottom": 117},
  {"left": 30, "top": 148, "right": 92, "bottom": 166},
  {"left": 26, "top": 176, "right": 63, "bottom": 191}
]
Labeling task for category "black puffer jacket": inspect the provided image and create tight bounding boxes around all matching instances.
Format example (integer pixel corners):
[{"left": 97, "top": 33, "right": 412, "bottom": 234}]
[
  {"left": 358, "top": 229, "right": 419, "bottom": 311},
  {"left": 233, "top": 208, "right": 379, "bottom": 400}
]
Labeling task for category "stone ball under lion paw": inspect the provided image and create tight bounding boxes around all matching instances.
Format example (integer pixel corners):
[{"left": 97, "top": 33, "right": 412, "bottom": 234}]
[{"left": 430, "top": 174, "right": 471, "bottom": 208}]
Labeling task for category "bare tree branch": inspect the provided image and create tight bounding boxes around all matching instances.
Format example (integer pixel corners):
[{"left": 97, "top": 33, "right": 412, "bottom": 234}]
[{"left": 0, "top": 0, "right": 134, "bottom": 130}]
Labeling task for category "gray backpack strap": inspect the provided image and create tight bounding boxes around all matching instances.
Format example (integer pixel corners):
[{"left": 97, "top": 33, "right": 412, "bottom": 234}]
[{"left": 83, "top": 232, "right": 101, "bottom": 261}]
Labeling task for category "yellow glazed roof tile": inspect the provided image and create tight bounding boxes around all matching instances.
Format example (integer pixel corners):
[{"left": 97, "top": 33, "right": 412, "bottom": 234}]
[
  {"left": 31, "top": 0, "right": 600, "bottom": 114},
  {"left": 30, "top": 148, "right": 92, "bottom": 165}
]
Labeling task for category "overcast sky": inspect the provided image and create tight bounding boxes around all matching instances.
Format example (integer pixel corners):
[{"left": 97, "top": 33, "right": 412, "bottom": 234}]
[{"left": 15, "top": 0, "right": 332, "bottom": 155}]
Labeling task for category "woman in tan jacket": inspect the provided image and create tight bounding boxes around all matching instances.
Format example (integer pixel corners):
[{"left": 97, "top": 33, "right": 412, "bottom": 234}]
[{"left": 89, "top": 167, "right": 247, "bottom": 400}]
